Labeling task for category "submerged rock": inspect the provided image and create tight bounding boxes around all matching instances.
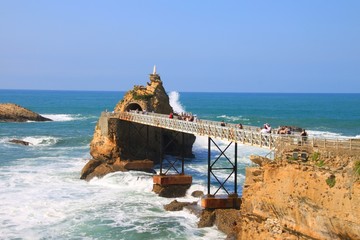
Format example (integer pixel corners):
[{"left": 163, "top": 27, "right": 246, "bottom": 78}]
[
  {"left": 163, "top": 200, "right": 197, "bottom": 211},
  {"left": 0, "top": 103, "right": 52, "bottom": 122},
  {"left": 9, "top": 139, "right": 31, "bottom": 146}
]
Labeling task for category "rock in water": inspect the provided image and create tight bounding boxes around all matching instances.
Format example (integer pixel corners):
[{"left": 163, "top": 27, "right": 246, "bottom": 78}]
[
  {"left": 82, "top": 69, "right": 196, "bottom": 181},
  {"left": 0, "top": 103, "right": 52, "bottom": 122},
  {"left": 9, "top": 139, "right": 31, "bottom": 146}
]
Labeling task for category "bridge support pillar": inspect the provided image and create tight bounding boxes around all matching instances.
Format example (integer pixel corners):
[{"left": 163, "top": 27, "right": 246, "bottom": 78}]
[
  {"left": 201, "top": 137, "right": 241, "bottom": 209},
  {"left": 152, "top": 174, "right": 192, "bottom": 198},
  {"left": 153, "top": 131, "right": 192, "bottom": 197},
  {"left": 201, "top": 194, "right": 241, "bottom": 209}
]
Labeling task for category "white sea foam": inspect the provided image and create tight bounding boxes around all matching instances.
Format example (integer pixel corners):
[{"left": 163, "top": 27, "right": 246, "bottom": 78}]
[
  {"left": 308, "top": 130, "right": 352, "bottom": 139},
  {"left": 42, "top": 114, "right": 84, "bottom": 122},
  {"left": 0, "top": 136, "right": 59, "bottom": 147},
  {"left": 169, "top": 91, "right": 186, "bottom": 114},
  {"left": 22, "top": 136, "right": 59, "bottom": 146},
  {"left": 216, "top": 114, "right": 249, "bottom": 122}
]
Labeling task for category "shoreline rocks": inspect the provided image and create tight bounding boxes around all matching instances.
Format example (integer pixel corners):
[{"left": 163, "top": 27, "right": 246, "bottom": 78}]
[{"left": 0, "top": 103, "right": 52, "bottom": 122}]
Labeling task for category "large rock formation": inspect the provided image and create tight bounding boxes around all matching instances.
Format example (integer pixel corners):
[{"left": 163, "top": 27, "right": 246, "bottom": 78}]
[
  {"left": 81, "top": 69, "right": 196, "bottom": 181},
  {"left": 236, "top": 143, "right": 360, "bottom": 239},
  {"left": 0, "top": 103, "right": 52, "bottom": 122},
  {"left": 114, "top": 72, "right": 173, "bottom": 114}
]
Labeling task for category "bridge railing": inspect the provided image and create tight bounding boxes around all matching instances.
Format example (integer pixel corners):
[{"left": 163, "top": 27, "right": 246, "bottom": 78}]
[
  {"left": 106, "top": 111, "right": 277, "bottom": 149},
  {"left": 103, "top": 111, "right": 360, "bottom": 151},
  {"left": 276, "top": 135, "right": 360, "bottom": 151}
]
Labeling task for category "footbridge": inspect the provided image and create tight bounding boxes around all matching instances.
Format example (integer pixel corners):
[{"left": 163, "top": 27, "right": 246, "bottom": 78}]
[
  {"left": 104, "top": 111, "right": 359, "bottom": 209},
  {"left": 110, "top": 111, "right": 277, "bottom": 149}
]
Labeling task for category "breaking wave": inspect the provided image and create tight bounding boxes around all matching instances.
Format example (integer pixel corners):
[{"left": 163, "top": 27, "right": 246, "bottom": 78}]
[
  {"left": 169, "top": 91, "right": 186, "bottom": 114},
  {"left": 42, "top": 114, "right": 85, "bottom": 122},
  {"left": 216, "top": 114, "right": 250, "bottom": 122}
]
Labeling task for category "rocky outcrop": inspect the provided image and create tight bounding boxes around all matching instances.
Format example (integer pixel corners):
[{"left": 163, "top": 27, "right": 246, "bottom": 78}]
[
  {"left": 114, "top": 72, "right": 173, "bottom": 114},
  {"left": 82, "top": 69, "right": 196, "bottom": 181},
  {"left": 237, "top": 145, "right": 360, "bottom": 240},
  {"left": 0, "top": 103, "right": 52, "bottom": 122},
  {"left": 163, "top": 200, "right": 197, "bottom": 211},
  {"left": 80, "top": 158, "right": 154, "bottom": 181},
  {"left": 9, "top": 139, "right": 31, "bottom": 146},
  {"left": 198, "top": 209, "right": 241, "bottom": 238}
]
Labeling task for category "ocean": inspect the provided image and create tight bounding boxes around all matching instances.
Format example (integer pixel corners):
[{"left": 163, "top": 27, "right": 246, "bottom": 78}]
[{"left": 1, "top": 90, "right": 359, "bottom": 239}]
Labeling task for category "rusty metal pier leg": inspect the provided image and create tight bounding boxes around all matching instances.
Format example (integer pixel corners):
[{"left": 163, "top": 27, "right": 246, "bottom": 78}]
[
  {"left": 153, "top": 128, "right": 192, "bottom": 198},
  {"left": 202, "top": 137, "right": 241, "bottom": 209},
  {"left": 181, "top": 132, "right": 185, "bottom": 175},
  {"left": 146, "top": 125, "right": 149, "bottom": 159},
  {"left": 234, "top": 142, "right": 238, "bottom": 194},
  {"left": 207, "top": 136, "right": 211, "bottom": 195},
  {"left": 159, "top": 128, "right": 163, "bottom": 175}
]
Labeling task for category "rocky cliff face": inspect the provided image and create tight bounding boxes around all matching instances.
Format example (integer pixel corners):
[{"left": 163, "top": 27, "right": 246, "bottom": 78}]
[
  {"left": 237, "top": 144, "right": 360, "bottom": 240},
  {"left": 114, "top": 73, "right": 173, "bottom": 114},
  {"left": 82, "top": 71, "right": 195, "bottom": 180},
  {"left": 0, "top": 103, "right": 52, "bottom": 122}
]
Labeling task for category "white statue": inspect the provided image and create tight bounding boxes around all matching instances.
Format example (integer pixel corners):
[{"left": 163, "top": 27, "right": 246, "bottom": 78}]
[{"left": 153, "top": 65, "right": 157, "bottom": 74}]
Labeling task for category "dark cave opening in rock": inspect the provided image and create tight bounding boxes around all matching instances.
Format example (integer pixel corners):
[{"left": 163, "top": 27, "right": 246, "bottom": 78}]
[{"left": 125, "top": 103, "right": 142, "bottom": 112}]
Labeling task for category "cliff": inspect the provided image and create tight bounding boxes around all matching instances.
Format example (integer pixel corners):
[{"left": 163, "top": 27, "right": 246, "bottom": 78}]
[
  {"left": 0, "top": 103, "right": 52, "bottom": 122},
  {"left": 237, "top": 142, "right": 360, "bottom": 240},
  {"left": 81, "top": 70, "right": 196, "bottom": 181}
]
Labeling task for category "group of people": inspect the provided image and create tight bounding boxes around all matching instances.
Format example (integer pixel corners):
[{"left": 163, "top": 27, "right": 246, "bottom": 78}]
[
  {"left": 220, "top": 121, "right": 243, "bottom": 129},
  {"left": 277, "top": 126, "right": 292, "bottom": 134},
  {"left": 169, "top": 112, "right": 197, "bottom": 122},
  {"left": 132, "top": 109, "right": 309, "bottom": 138},
  {"left": 276, "top": 126, "right": 308, "bottom": 138}
]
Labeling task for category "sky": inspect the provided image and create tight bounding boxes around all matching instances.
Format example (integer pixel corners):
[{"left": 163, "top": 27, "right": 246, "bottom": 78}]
[{"left": 0, "top": 1, "right": 359, "bottom": 93}]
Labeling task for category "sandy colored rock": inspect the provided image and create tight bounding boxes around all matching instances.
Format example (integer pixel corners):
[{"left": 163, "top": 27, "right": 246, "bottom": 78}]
[
  {"left": 0, "top": 103, "right": 52, "bottom": 122},
  {"left": 198, "top": 209, "right": 215, "bottom": 228},
  {"left": 238, "top": 147, "right": 360, "bottom": 240},
  {"left": 214, "top": 209, "right": 241, "bottom": 237},
  {"left": 114, "top": 73, "right": 173, "bottom": 114},
  {"left": 83, "top": 71, "right": 195, "bottom": 181},
  {"left": 249, "top": 155, "right": 272, "bottom": 166}
]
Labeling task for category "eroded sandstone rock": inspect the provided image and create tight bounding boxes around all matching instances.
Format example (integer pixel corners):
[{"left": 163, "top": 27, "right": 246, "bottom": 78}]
[
  {"left": 238, "top": 146, "right": 360, "bottom": 240},
  {"left": 82, "top": 70, "right": 195, "bottom": 181}
]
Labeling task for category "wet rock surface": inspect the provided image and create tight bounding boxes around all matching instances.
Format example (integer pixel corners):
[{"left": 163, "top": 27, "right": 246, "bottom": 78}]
[
  {"left": 163, "top": 200, "right": 197, "bottom": 211},
  {"left": 9, "top": 139, "right": 31, "bottom": 146}
]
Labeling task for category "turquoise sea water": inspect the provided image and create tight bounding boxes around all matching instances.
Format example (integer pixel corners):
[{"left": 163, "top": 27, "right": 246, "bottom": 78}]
[{"left": 0, "top": 90, "right": 359, "bottom": 239}]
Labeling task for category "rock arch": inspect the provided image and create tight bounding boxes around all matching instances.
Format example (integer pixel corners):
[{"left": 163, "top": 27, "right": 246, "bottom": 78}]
[{"left": 125, "top": 102, "right": 143, "bottom": 112}]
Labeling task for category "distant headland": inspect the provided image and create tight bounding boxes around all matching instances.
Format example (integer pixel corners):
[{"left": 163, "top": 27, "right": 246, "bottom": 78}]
[{"left": 0, "top": 103, "right": 52, "bottom": 122}]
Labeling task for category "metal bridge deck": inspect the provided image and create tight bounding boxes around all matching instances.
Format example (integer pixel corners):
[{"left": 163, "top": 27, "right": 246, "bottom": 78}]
[{"left": 104, "top": 111, "right": 359, "bottom": 151}]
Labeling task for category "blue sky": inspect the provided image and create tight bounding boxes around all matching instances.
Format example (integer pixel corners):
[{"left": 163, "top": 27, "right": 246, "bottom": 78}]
[{"left": 0, "top": 1, "right": 359, "bottom": 93}]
